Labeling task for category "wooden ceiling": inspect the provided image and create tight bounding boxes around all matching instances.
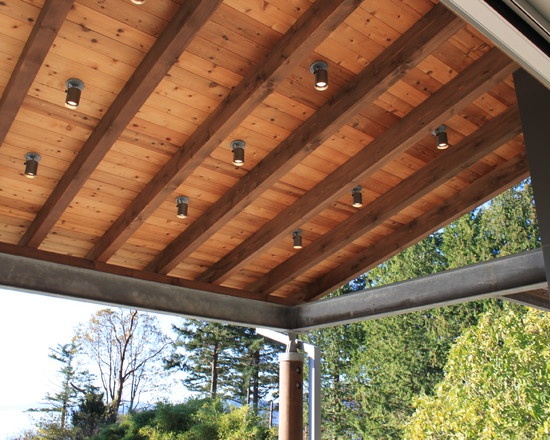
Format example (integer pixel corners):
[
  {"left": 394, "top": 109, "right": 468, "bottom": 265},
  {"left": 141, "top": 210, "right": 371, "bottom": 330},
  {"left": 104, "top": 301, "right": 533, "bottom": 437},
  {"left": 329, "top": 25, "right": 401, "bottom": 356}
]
[{"left": 0, "top": 0, "right": 529, "bottom": 306}]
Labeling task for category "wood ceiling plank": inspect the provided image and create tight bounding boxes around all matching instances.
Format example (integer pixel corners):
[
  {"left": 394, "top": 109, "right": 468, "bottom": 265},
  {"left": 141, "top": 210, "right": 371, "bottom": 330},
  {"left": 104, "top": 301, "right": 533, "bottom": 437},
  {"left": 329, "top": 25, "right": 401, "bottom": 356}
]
[
  {"left": 0, "top": 0, "right": 73, "bottom": 149},
  {"left": 87, "top": 0, "right": 363, "bottom": 263},
  {"left": 200, "top": 45, "right": 515, "bottom": 286},
  {"left": 249, "top": 88, "right": 521, "bottom": 296},
  {"left": 19, "top": 0, "right": 222, "bottom": 248},
  {"left": 148, "top": 3, "right": 463, "bottom": 275},
  {"left": 304, "top": 155, "right": 530, "bottom": 301}
]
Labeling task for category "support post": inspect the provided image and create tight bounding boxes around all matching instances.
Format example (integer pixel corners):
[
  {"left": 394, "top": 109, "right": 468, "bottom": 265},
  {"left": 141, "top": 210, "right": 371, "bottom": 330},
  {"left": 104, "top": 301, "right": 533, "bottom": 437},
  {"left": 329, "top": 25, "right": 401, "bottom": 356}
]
[
  {"left": 279, "top": 338, "right": 305, "bottom": 440},
  {"left": 303, "top": 344, "right": 321, "bottom": 440},
  {"left": 514, "top": 69, "right": 550, "bottom": 290}
]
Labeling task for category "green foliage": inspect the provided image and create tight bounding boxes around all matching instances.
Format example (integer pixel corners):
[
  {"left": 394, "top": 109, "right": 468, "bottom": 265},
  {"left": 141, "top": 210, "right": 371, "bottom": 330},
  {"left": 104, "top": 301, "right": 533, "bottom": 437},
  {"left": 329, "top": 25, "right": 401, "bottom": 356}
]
[
  {"left": 166, "top": 321, "right": 280, "bottom": 406},
  {"left": 308, "top": 181, "right": 544, "bottom": 439},
  {"left": 92, "top": 399, "right": 273, "bottom": 440},
  {"left": 405, "top": 305, "right": 550, "bottom": 439},
  {"left": 72, "top": 389, "right": 107, "bottom": 439},
  {"left": 217, "top": 405, "right": 276, "bottom": 440}
]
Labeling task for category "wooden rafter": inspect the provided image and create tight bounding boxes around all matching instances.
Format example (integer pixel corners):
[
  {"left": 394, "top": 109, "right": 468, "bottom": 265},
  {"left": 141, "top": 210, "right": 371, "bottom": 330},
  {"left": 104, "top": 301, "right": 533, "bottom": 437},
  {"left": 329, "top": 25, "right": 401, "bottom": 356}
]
[
  {"left": 251, "top": 105, "right": 523, "bottom": 295},
  {"left": 0, "top": 0, "right": 73, "bottom": 148},
  {"left": 203, "top": 47, "right": 517, "bottom": 285},
  {"left": 19, "top": 0, "right": 222, "bottom": 248},
  {"left": 304, "top": 154, "right": 530, "bottom": 301},
  {"left": 147, "top": 3, "right": 464, "bottom": 274},
  {"left": 87, "top": 0, "right": 363, "bottom": 262}
]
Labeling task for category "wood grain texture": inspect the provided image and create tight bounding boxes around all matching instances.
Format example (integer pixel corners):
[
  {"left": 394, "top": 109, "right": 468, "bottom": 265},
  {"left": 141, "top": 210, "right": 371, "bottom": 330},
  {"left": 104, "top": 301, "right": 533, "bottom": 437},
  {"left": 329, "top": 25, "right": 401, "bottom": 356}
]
[
  {"left": 87, "top": 0, "right": 363, "bottom": 263},
  {"left": 305, "top": 154, "right": 530, "bottom": 301},
  {"left": 148, "top": 3, "right": 463, "bottom": 274},
  {"left": 202, "top": 48, "right": 516, "bottom": 286},
  {"left": 0, "top": 0, "right": 73, "bottom": 148},
  {"left": 19, "top": 0, "right": 223, "bottom": 248}
]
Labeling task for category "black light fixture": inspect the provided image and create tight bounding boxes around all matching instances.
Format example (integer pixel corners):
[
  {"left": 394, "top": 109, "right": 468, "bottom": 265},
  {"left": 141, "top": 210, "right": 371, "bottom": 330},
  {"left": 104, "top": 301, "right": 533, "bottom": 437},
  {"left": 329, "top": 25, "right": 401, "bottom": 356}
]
[
  {"left": 175, "top": 196, "right": 189, "bottom": 218},
  {"left": 352, "top": 186, "right": 363, "bottom": 208},
  {"left": 24, "top": 152, "right": 41, "bottom": 178},
  {"left": 310, "top": 61, "right": 328, "bottom": 91},
  {"left": 65, "top": 78, "right": 85, "bottom": 109},
  {"left": 230, "top": 140, "right": 245, "bottom": 166},
  {"left": 292, "top": 229, "right": 303, "bottom": 249},
  {"left": 432, "top": 125, "right": 449, "bottom": 150}
]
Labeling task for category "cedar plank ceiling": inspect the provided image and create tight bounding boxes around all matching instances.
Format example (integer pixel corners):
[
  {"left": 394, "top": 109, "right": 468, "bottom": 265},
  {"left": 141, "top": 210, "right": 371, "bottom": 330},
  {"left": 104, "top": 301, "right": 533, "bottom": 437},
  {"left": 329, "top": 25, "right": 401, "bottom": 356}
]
[{"left": 0, "top": 0, "right": 529, "bottom": 305}]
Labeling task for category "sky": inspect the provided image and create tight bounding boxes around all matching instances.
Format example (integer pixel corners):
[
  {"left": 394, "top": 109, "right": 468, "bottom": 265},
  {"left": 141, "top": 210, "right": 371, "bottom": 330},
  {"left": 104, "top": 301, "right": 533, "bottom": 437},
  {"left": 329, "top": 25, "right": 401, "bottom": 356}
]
[{"left": 0, "top": 288, "right": 183, "bottom": 440}]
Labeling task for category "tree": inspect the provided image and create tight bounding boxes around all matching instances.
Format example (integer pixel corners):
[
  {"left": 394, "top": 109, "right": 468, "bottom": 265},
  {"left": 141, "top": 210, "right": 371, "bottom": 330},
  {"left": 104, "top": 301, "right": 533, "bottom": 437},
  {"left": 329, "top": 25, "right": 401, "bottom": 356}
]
[
  {"left": 166, "top": 320, "right": 236, "bottom": 398},
  {"left": 225, "top": 327, "right": 280, "bottom": 409},
  {"left": 32, "top": 342, "right": 81, "bottom": 429},
  {"left": 76, "top": 308, "right": 171, "bottom": 421},
  {"left": 307, "top": 181, "right": 541, "bottom": 438},
  {"left": 71, "top": 387, "right": 107, "bottom": 439},
  {"left": 28, "top": 341, "right": 94, "bottom": 439},
  {"left": 166, "top": 320, "right": 281, "bottom": 408},
  {"left": 405, "top": 305, "right": 550, "bottom": 439}
]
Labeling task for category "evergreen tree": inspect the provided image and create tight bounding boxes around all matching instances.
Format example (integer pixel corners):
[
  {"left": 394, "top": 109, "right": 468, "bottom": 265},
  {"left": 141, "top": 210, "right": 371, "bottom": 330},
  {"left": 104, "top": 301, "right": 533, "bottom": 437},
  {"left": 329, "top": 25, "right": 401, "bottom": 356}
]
[
  {"left": 166, "top": 320, "right": 236, "bottom": 398},
  {"left": 28, "top": 341, "right": 93, "bottom": 438},
  {"left": 71, "top": 387, "right": 107, "bottom": 439},
  {"left": 166, "top": 321, "right": 280, "bottom": 407}
]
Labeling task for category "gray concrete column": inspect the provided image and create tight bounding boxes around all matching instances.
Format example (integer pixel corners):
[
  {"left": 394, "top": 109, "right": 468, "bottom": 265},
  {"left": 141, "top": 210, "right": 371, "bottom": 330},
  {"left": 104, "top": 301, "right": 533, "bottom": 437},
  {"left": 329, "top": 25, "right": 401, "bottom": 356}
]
[
  {"left": 279, "top": 352, "right": 305, "bottom": 440},
  {"left": 514, "top": 69, "right": 550, "bottom": 286}
]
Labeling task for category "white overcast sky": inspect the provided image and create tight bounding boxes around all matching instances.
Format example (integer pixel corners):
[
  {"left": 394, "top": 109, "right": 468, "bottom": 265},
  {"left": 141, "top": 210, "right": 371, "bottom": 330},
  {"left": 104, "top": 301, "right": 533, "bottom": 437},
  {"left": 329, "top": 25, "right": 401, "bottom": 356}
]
[{"left": 0, "top": 288, "right": 184, "bottom": 439}]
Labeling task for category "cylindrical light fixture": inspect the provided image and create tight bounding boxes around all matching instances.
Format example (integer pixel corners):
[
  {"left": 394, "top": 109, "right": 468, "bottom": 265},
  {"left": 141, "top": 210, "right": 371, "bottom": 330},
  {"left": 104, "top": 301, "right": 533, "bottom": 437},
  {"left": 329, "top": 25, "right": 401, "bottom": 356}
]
[
  {"left": 65, "top": 78, "right": 85, "bottom": 109},
  {"left": 310, "top": 61, "right": 328, "bottom": 91},
  {"left": 24, "top": 152, "right": 41, "bottom": 178},
  {"left": 175, "top": 196, "right": 189, "bottom": 218},
  {"left": 352, "top": 186, "right": 363, "bottom": 208},
  {"left": 292, "top": 229, "right": 303, "bottom": 249},
  {"left": 230, "top": 140, "right": 246, "bottom": 166},
  {"left": 432, "top": 125, "right": 449, "bottom": 150}
]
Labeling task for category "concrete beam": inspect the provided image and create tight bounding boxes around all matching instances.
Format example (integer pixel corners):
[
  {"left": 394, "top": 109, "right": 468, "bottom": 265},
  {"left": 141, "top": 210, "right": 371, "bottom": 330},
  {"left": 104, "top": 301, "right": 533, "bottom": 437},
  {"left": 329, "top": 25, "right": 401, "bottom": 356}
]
[
  {"left": 514, "top": 69, "right": 550, "bottom": 285},
  {"left": 0, "top": 250, "right": 547, "bottom": 332},
  {"left": 0, "top": 252, "right": 291, "bottom": 330},
  {"left": 292, "top": 250, "right": 548, "bottom": 331}
]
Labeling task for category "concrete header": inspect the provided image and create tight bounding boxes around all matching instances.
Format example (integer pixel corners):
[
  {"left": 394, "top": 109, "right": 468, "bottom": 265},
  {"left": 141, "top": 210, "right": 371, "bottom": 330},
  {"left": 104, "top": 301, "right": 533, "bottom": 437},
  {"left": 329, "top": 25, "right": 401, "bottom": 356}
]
[{"left": 0, "top": 250, "right": 547, "bottom": 332}]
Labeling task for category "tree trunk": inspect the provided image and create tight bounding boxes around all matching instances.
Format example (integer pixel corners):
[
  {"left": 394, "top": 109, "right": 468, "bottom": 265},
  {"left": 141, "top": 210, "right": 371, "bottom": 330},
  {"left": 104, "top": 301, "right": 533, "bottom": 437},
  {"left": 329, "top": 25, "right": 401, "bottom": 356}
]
[{"left": 211, "top": 342, "right": 219, "bottom": 397}]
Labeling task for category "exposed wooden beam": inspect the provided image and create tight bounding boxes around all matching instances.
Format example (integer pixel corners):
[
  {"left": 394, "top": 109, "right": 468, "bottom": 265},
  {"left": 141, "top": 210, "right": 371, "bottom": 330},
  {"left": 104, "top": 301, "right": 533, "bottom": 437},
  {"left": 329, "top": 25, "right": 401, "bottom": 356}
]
[
  {"left": 87, "top": 0, "right": 363, "bottom": 262},
  {"left": 148, "top": 3, "right": 464, "bottom": 274},
  {"left": 203, "top": 48, "right": 517, "bottom": 285},
  {"left": 304, "top": 154, "right": 530, "bottom": 301},
  {"left": 0, "top": 0, "right": 73, "bottom": 148},
  {"left": 19, "top": 0, "right": 222, "bottom": 248},
  {"left": 250, "top": 105, "right": 522, "bottom": 295}
]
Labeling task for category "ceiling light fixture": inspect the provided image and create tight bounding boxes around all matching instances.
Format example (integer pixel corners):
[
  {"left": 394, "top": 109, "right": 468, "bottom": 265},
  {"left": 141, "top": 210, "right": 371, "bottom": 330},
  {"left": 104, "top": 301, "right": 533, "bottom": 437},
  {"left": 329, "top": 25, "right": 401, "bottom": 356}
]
[
  {"left": 432, "top": 125, "right": 449, "bottom": 150},
  {"left": 230, "top": 140, "right": 246, "bottom": 166},
  {"left": 65, "top": 78, "right": 85, "bottom": 109},
  {"left": 175, "top": 196, "right": 189, "bottom": 218},
  {"left": 24, "top": 152, "right": 41, "bottom": 178},
  {"left": 131, "top": 0, "right": 146, "bottom": 4},
  {"left": 352, "top": 186, "right": 363, "bottom": 208},
  {"left": 310, "top": 61, "right": 328, "bottom": 91},
  {"left": 292, "top": 229, "right": 303, "bottom": 249}
]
